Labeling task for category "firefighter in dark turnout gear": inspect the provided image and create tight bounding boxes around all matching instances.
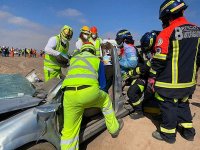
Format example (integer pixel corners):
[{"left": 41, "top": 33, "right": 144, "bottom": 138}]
[
  {"left": 148, "top": 0, "right": 200, "bottom": 144},
  {"left": 127, "top": 30, "right": 160, "bottom": 119}
]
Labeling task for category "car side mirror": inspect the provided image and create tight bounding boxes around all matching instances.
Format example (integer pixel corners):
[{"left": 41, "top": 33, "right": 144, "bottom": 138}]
[{"left": 36, "top": 103, "right": 61, "bottom": 122}]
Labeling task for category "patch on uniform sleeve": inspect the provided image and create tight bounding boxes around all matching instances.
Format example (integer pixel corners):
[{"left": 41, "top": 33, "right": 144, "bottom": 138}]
[
  {"left": 156, "top": 38, "right": 163, "bottom": 46},
  {"left": 156, "top": 48, "right": 162, "bottom": 54}
]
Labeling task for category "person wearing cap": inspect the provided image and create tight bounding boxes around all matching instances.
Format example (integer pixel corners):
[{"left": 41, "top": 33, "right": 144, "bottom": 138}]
[
  {"left": 60, "top": 42, "right": 124, "bottom": 150},
  {"left": 75, "top": 26, "right": 90, "bottom": 51},
  {"left": 89, "top": 26, "right": 103, "bottom": 57},
  {"left": 44, "top": 25, "right": 73, "bottom": 82}
]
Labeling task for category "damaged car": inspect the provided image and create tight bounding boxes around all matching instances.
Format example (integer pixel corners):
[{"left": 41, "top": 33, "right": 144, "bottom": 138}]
[{"left": 0, "top": 43, "right": 133, "bottom": 150}]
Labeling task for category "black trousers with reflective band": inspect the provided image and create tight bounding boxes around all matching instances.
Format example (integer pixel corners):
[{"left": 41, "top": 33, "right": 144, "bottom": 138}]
[
  {"left": 127, "top": 79, "right": 146, "bottom": 111},
  {"left": 157, "top": 95, "right": 195, "bottom": 142}
]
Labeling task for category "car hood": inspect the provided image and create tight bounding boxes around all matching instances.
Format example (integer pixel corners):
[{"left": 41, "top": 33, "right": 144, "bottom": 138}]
[
  {"left": 0, "top": 74, "right": 42, "bottom": 114},
  {"left": 0, "top": 95, "right": 43, "bottom": 114}
]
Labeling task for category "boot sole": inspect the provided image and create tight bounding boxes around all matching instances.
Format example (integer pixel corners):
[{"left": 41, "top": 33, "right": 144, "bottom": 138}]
[{"left": 111, "top": 119, "right": 124, "bottom": 138}]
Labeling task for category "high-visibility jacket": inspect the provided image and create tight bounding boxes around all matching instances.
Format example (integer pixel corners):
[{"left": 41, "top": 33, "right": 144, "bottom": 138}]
[
  {"left": 44, "top": 35, "right": 69, "bottom": 70},
  {"left": 62, "top": 51, "right": 100, "bottom": 87},
  {"left": 89, "top": 37, "right": 102, "bottom": 57},
  {"left": 150, "top": 17, "right": 200, "bottom": 98}
]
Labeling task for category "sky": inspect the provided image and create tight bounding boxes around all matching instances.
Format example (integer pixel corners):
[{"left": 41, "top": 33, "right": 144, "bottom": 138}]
[{"left": 0, "top": 0, "right": 200, "bottom": 51}]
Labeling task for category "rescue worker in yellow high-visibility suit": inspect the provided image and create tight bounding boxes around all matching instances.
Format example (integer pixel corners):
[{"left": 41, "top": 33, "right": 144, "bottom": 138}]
[
  {"left": 60, "top": 42, "right": 124, "bottom": 150},
  {"left": 89, "top": 26, "right": 102, "bottom": 57},
  {"left": 75, "top": 26, "right": 90, "bottom": 51},
  {"left": 44, "top": 25, "right": 73, "bottom": 82}
]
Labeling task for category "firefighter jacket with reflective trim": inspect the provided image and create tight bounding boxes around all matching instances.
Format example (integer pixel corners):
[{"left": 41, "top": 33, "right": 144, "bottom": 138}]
[
  {"left": 132, "top": 50, "right": 151, "bottom": 80},
  {"left": 89, "top": 37, "right": 102, "bottom": 57},
  {"left": 62, "top": 51, "right": 100, "bottom": 87},
  {"left": 44, "top": 35, "right": 69, "bottom": 70},
  {"left": 149, "top": 17, "right": 200, "bottom": 98}
]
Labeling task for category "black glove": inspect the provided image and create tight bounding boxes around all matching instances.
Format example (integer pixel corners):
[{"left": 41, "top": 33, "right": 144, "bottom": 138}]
[
  {"left": 137, "top": 62, "right": 150, "bottom": 75},
  {"left": 56, "top": 53, "right": 69, "bottom": 68}
]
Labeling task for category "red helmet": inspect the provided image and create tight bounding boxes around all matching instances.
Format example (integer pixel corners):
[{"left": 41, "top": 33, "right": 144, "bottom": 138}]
[{"left": 90, "top": 26, "right": 98, "bottom": 34}]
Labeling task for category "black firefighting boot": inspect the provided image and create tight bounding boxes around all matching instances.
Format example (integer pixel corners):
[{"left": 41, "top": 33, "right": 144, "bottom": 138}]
[
  {"left": 152, "top": 131, "right": 175, "bottom": 144},
  {"left": 129, "top": 110, "right": 144, "bottom": 120},
  {"left": 177, "top": 125, "right": 195, "bottom": 141},
  {"left": 152, "top": 131, "right": 164, "bottom": 141}
]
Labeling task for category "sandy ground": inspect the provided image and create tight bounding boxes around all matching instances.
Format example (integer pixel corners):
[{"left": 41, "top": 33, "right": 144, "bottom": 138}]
[
  {"left": 0, "top": 56, "right": 44, "bottom": 80},
  {"left": 0, "top": 56, "right": 200, "bottom": 150}
]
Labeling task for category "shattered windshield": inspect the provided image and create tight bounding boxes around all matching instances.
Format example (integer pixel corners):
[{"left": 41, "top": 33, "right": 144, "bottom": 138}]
[{"left": 0, "top": 74, "right": 35, "bottom": 99}]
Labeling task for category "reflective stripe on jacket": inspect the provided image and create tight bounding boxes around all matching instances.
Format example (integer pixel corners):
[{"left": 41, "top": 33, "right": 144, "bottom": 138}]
[
  {"left": 151, "top": 17, "right": 200, "bottom": 98},
  {"left": 89, "top": 37, "right": 102, "bottom": 57},
  {"left": 62, "top": 51, "right": 100, "bottom": 87}
]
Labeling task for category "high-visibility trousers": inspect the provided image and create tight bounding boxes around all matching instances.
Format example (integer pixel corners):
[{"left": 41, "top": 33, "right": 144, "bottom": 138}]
[
  {"left": 155, "top": 93, "right": 195, "bottom": 143},
  {"left": 43, "top": 67, "right": 61, "bottom": 82},
  {"left": 61, "top": 85, "right": 119, "bottom": 150}
]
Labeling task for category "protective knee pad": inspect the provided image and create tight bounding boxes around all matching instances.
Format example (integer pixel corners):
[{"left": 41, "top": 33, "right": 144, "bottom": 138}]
[{"left": 127, "top": 84, "right": 142, "bottom": 102}]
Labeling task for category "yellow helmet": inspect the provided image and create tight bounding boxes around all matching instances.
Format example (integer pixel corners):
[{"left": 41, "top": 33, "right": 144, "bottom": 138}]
[
  {"left": 60, "top": 25, "right": 73, "bottom": 41},
  {"left": 80, "top": 26, "right": 90, "bottom": 35},
  {"left": 80, "top": 42, "right": 96, "bottom": 55}
]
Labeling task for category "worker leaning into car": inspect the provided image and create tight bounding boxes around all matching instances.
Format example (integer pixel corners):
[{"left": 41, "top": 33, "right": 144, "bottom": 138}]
[
  {"left": 44, "top": 25, "right": 73, "bottom": 82},
  {"left": 60, "top": 42, "right": 123, "bottom": 150},
  {"left": 127, "top": 30, "right": 160, "bottom": 120},
  {"left": 148, "top": 0, "right": 200, "bottom": 144}
]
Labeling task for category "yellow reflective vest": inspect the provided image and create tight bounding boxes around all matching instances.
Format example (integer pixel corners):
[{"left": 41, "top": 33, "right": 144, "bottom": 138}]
[
  {"left": 89, "top": 37, "right": 101, "bottom": 57},
  {"left": 44, "top": 35, "right": 69, "bottom": 70},
  {"left": 62, "top": 51, "right": 100, "bottom": 87}
]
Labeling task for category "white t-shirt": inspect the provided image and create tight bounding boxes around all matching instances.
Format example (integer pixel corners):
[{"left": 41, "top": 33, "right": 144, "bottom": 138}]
[
  {"left": 75, "top": 39, "right": 83, "bottom": 50},
  {"left": 44, "top": 36, "right": 67, "bottom": 56}
]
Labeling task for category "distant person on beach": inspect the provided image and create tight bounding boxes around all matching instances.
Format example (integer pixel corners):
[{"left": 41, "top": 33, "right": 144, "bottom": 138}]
[
  {"left": 32, "top": 49, "right": 37, "bottom": 58},
  {"left": 24, "top": 48, "right": 27, "bottom": 57},
  {"left": 2, "top": 46, "right": 6, "bottom": 57},
  {"left": 5, "top": 47, "right": 9, "bottom": 57},
  {"left": 27, "top": 48, "right": 31, "bottom": 58},
  {"left": 18, "top": 48, "right": 22, "bottom": 57},
  {"left": 10, "top": 47, "right": 14, "bottom": 57}
]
